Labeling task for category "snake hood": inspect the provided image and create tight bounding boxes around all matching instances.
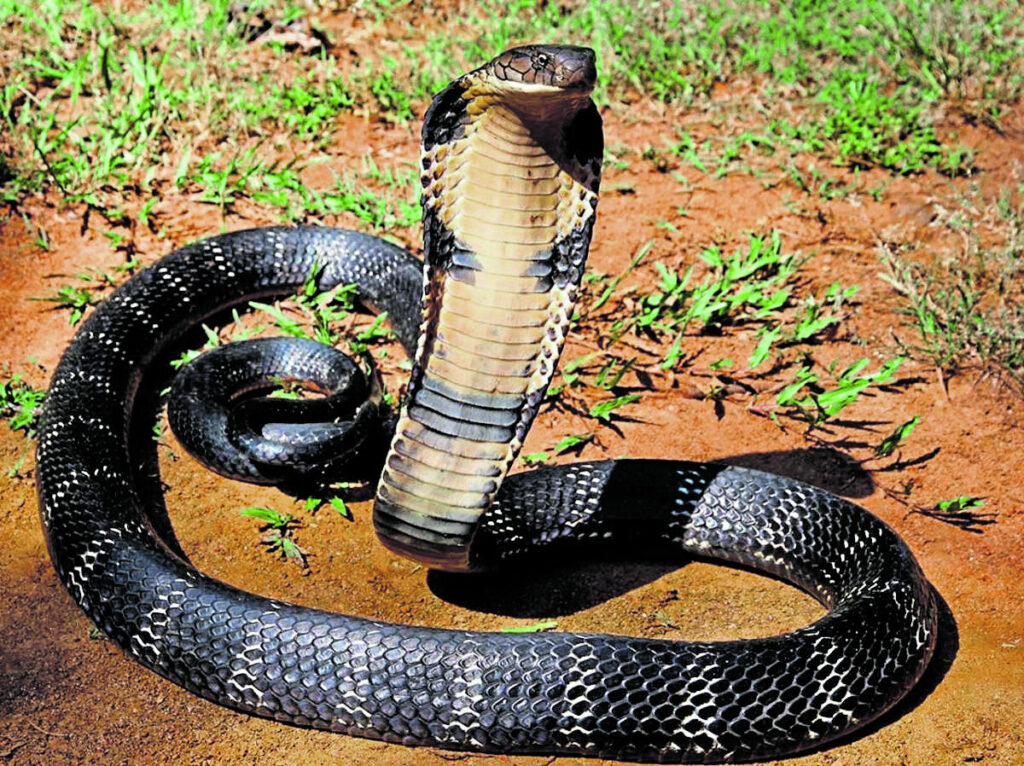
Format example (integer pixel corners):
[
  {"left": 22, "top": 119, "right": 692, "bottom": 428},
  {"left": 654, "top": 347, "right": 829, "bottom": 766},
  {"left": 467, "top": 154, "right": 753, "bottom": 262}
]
[{"left": 374, "top": 45, "right": 604, "bottom": 570}]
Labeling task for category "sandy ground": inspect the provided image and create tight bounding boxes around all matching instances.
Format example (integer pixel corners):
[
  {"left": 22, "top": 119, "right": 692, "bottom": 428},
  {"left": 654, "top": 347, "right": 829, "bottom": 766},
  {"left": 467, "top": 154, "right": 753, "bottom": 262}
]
[{"left": 1, "top": 34, "right": 1023, "bottom": 766}]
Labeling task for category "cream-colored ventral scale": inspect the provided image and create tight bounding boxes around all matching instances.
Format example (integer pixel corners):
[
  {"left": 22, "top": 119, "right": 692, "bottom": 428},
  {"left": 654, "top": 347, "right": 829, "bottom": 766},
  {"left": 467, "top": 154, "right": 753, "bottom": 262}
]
[{"left": 374, "top": 70, "right": 601, "bottom": 570}]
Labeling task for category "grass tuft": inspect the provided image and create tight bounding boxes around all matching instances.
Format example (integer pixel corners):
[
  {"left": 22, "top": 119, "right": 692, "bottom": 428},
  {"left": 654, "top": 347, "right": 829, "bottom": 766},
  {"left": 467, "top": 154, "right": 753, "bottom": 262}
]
[{"left": 879, "top": 234, "right": 1024, "bottom": 390}]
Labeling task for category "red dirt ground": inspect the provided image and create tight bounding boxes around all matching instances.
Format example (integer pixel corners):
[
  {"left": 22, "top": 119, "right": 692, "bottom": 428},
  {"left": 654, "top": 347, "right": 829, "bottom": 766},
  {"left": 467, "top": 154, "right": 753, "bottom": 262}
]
[{"left": 1, "top": 31, "right": 1023, "bottom": 766}]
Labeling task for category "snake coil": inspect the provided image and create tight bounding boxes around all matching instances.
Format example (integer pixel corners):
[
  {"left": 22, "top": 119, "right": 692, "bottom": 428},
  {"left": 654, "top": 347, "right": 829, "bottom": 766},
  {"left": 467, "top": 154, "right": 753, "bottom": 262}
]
[{"left": 38, "top": 46, "right": 937, "bottom": 763}]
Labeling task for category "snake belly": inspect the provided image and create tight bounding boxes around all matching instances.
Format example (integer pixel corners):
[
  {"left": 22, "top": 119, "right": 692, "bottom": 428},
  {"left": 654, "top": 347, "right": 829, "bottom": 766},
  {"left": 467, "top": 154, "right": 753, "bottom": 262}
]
[{"left": 37, "top": 45, "right": 938, "bottom": 763}]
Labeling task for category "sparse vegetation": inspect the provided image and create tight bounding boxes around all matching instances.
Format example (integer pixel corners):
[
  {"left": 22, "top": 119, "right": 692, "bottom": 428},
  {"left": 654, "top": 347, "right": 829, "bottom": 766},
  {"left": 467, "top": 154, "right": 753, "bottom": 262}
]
[
  {"left": 500, "top": 620, "right": 559, "bottom": 633},
  {"left": 250, "top": 263, "right": 393, "bottom": 360},
  {"left": 774, "top": 356, "right": 905, "bottom": 425},
  {"left": 4, "top": 0, "right": 1021, "bottom": 217},
  {"left": 2, "top": 0, "right": 1018, "bottom": 560},
  {"left": 910, "top": 495, "right": 995, "bottom": 532},
  {"left": 29, "top": 261, "right": 137, "bottom": 325},
  {"left": 0, "top": 369, "right": 45, "bottom": 437},
  {"left": 874, "top": 415, "right": 922, "bottom": 458},
  {"left": 879, "top": 223, "right": 1024, "bottom": 392},
  {"left": 239, "top": 506, "right": 309, "bottom": 569}
]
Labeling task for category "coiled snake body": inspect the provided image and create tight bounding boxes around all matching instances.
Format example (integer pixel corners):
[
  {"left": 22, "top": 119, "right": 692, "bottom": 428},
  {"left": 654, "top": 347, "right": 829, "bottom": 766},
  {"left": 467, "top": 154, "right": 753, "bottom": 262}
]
[{"left": 38, "top": 46, "right": 937, "bottom": 762}]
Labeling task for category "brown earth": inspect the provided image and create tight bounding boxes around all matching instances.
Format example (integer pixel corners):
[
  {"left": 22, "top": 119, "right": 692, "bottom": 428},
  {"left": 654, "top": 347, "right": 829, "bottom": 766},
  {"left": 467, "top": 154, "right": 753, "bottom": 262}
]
[{"left": 2, "top": 28, "right": 1024, "bottom": 766}]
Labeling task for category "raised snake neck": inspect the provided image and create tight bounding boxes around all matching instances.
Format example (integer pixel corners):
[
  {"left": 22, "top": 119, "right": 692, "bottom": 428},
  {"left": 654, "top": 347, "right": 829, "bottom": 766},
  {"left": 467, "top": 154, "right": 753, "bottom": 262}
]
[
  {"left": 375, "top": 45, "right": 603, "bottom": 570},
  {"left": 37, "top": 45, "right": 937, "bottom": 763}
]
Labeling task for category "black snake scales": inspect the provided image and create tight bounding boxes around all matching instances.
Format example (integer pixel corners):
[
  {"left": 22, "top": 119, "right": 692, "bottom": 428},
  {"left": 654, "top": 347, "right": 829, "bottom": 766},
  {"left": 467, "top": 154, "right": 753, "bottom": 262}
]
[{"left": 37, "top": 45, "right": 937, "bottom": 763}]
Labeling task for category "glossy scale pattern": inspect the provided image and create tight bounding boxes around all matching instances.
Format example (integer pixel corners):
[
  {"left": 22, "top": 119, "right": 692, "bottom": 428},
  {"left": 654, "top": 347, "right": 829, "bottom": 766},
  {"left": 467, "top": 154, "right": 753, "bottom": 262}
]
[{"left": 37, "top": 46, "right": 938, "bottom": 763}]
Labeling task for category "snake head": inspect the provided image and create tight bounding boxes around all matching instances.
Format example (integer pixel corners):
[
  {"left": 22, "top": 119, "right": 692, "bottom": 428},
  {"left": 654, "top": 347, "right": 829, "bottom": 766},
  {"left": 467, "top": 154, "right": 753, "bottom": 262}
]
[{"left": 487, "top": 45, "right": 597, "bottom": 94}]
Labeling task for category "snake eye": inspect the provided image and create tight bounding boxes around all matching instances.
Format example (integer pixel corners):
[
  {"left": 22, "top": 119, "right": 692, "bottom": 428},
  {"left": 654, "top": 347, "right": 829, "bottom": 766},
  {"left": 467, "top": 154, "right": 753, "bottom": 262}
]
[{"left": 535, "top": 52, "right": 550, "bottom": 69}]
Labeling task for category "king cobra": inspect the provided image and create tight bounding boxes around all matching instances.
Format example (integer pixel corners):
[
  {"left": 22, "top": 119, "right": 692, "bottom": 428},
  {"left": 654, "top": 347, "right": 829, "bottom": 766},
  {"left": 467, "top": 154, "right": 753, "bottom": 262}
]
[{"left": 38, "top": 46, "right": 937, "bottom": 762}]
